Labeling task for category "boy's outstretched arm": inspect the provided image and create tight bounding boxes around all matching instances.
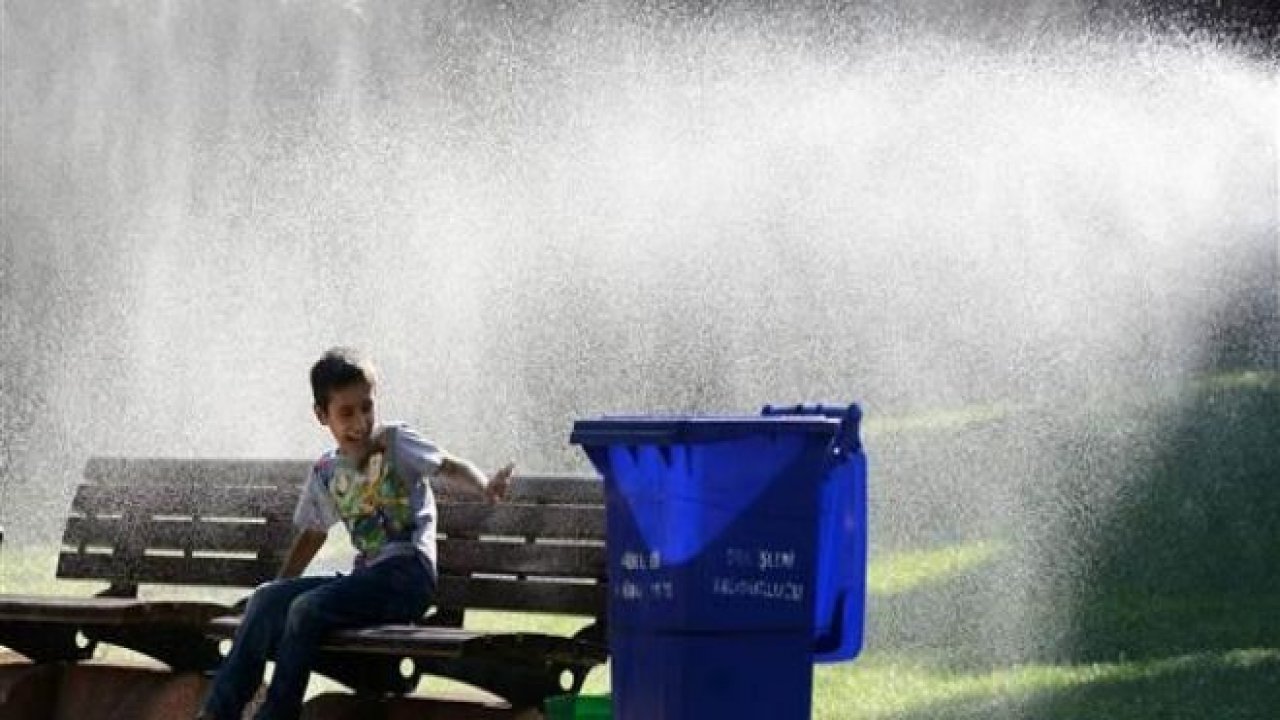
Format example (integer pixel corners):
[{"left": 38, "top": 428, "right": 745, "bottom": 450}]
[
  {"left": 438, "top": 456, "right": 515, "bottom": 503},
  {"left": 277, "top": 529, "right": 327, "bottom": 579}
]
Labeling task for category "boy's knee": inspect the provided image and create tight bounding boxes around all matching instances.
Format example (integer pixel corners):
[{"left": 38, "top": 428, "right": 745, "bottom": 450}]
[
  {"left": 246, "top": 579, "right": 293, "bottom": 614},
  {"left": 282, "top": 594, "right": 327, "bottom": 637}
]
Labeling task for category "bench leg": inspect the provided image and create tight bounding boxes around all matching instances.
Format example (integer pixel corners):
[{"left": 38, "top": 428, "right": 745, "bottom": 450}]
[
  {"left": 86, "top": 623, "right": 223, "bottom": 671},
  {"left": 312, "top": 653, "right": 417, "bottom": 696},
  {"left": 0, "top": 623, "right": 95, "bottom": 664},
  {"left": 0, "top": 660, "right": 63, "bottom": 720},
  {"left": 49, "top": 664, "right": 210, "bottom": 720},
  {"left": 409, "top": 633, "right": 601, "bottom": 710},
  {"left": 413, "top": 656, "right": 569, "bottom": 711}
]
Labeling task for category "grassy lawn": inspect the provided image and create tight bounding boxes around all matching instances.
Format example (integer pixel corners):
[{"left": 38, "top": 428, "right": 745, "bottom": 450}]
[
  {"left": 816, "top": 647, "right": 1280, "bottom": 719},
  {"left": 8, "top": 541, "right": 1277, "bottom": 716},
  {"left": 3, "top": 371, "right": 1277, "bottom": 717}
]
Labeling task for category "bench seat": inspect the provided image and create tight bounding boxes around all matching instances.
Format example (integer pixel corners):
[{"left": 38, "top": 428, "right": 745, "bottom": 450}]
[
  {"left": 208, "top": 618, "right": 604, "bottom": 661},
  {"left": 0, "top": 595, "right": 230, "bottom": 669},
  {"left": 0, "top": 595, "right": 226, "bottom": 625}
]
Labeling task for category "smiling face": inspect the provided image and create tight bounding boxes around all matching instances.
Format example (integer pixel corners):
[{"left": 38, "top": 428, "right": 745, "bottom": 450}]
[{"left": 315, "top": 380, "right": 377, "bottom": 461}]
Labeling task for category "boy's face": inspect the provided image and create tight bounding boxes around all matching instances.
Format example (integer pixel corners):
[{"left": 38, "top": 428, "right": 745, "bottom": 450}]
[{"left": 315, "top": 380, "right": 376, "bottom": 459}]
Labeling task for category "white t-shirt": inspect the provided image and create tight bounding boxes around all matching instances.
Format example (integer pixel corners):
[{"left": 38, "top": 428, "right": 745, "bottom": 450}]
[{"left": 292, "top": 422, "right": 443, "bottom": 575}]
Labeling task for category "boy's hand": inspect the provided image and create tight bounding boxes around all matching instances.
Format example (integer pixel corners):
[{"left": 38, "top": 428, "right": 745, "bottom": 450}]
[
  {"left": 486, "top": 462, "right": 515, "bottom": 503},
  {"left": 368, "top": 427, "right": 388, "bottom": 455}
]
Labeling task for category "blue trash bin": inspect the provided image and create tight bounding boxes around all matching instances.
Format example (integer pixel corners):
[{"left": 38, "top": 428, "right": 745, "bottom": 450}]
[
  {"left": 570, "top": 403, "right": 867, "bottom": 720},
  {"left": 763, "top": 404, "right": 868, "bottom": 663}
]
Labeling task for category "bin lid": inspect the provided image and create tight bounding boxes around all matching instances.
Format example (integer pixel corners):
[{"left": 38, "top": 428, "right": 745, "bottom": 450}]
[{"left": 570, "top": 415, "right": 840, "bottom": 446}]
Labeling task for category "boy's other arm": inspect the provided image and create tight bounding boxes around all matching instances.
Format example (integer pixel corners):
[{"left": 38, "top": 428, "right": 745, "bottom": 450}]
[
  {"left": 438, "top": 455, "right": 514, "bottom": 503},
  {"left": 277, "top": 529, "right": 328, "bottom": 579}
]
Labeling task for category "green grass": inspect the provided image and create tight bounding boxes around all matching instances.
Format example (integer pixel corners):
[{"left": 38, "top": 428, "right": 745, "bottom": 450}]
[
  {"left": 866, "top": 541, "right": 1004, "bottom": 597},
  {"left": 5, "top": 541, "right": 1280, "bottom": 716},
  {"left": 814, "top": 648, "right": 1280, "bottom": 719},
  {"left": 4, "top": 371, "right": 1278, "bottom": 716}
]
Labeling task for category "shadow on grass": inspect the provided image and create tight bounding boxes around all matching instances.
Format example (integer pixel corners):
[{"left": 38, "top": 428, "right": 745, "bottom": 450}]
[
  {"left": 859, "top": 373, "right": 1280, "bottom": 717},
  {"left": 1060, "top": 375, "right": 1280, "bottom": 660},
  {"left": 882, "top": 648, "right": 1280, "bottom": 720}
]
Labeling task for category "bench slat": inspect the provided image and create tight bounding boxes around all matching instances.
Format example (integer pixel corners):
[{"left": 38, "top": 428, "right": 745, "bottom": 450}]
[
  {"left": 57, "top": 551, "right": 279, "bottom": 588},
  {"left": 496, "top": 476, "right": 603, "bottom": 505},
  {"left": 85, "top": 457, "right": 308, "bottom": 487},
  {"left": 71, "top": 484, "right": 296, "bottom": 520},
  {"left": 205, "top": 615, "right": 483, "bottom": 648},
  {"left": 87, "top": 460, "right": 601, "bottom": 501},
  {"left": 0, "top": 595, "right": 230, "bottom": 625},
  {"left": 439, "top": 504, "right": 605, "bottom": 540},
  {"left": 437, "top": 539, "right": 605, "bottom": 578},
  {"left": 435, "top": 576, "right": 605, "bottom": 616},
  {"left": 62, "top": 516, "right": 291, "bottom": 555},
  {"left": 86, "top": 460, "right": 601, "bottom": 497},
  {"left": 323, "top": 624, "right": 483, "bottom": 656}
]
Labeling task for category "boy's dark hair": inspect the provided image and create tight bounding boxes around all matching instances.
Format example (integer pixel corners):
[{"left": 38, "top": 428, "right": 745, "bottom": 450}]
[{"left": 310, "top": 347, "right": 377, "bottom": 409}]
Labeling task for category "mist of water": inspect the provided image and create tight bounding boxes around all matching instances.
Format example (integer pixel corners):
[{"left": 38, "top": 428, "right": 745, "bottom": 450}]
[{"left": 2, "top": 0, "right": 1277, "bottom": 682}]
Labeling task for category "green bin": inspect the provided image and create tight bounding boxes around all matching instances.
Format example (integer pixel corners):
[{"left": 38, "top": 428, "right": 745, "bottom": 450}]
[{"left": 544, "top": 694, "right": 612, "bottom": 720}]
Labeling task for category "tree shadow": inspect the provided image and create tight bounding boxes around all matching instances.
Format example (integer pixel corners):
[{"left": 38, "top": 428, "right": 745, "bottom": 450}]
[
  {"left": 887, "top": 647, "right": 1280, "bottom": 720},
  {"left": 1053, "top": 376, "right": 1280, "bottom": 662},
  {"left": 862, "top": 373, "right": 1280, "bottom": 717}
]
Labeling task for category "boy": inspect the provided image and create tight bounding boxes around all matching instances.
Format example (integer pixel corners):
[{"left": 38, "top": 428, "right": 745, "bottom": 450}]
[{"left": 198, "top": 347, "right": 513, "bottom": 720}]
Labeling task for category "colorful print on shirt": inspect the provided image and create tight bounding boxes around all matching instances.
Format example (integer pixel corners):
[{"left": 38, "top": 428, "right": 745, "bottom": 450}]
[{"left": 329, "top": 445, "right": 416, "bottom": 557}]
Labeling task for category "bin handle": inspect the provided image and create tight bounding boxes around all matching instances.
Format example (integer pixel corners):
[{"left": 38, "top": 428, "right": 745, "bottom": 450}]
[
  {"left": 760, "top": 403, "right": 862, "bottom": 460},
  {"left": 812, "top": 591, "right": 851, "bottom": 657}
]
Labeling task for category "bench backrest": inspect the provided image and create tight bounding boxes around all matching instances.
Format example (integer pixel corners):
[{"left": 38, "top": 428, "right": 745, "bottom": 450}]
[{"left": 57, "top": 458, "right": 607, "bottom": 621}]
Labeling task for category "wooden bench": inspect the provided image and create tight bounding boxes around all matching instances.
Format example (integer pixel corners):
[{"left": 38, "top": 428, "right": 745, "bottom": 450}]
[{"left": 0, "top": 457, "right": 609, "bottom": 710}]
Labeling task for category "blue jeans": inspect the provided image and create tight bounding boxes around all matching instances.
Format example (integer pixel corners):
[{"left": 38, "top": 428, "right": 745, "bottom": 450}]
[{"left": 200, "top": 554, "right": 433, "bottom": 720}]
